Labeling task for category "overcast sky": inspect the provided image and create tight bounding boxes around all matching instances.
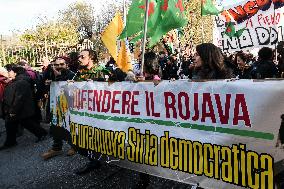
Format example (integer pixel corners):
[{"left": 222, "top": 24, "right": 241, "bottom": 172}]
[{"left": 0, "top": 0, "right": 240, "bottom": 36}]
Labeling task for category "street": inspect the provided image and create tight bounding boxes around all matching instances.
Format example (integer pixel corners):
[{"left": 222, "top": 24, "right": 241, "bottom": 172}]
[{"left": 0, "top": 120, "right": 195, "bottom": 189}]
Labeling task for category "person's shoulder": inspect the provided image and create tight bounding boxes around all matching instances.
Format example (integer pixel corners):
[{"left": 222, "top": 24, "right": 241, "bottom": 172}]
[
  {"left": 251, "top": 60, "right": 260, "bottom": 65},
  {"left": 14, "top": 78, "right": 30, "bottom": 88}
]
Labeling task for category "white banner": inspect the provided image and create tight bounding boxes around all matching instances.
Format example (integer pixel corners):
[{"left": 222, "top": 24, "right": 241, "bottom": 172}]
[
  {"left": 50, "top": 80, "right": 284, "bottom": 189},
  {"left": 214, "top": 0, "right": 284, "bottom": 52}
]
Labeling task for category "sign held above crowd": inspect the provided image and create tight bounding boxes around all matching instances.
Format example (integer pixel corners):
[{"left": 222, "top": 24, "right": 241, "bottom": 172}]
[{"left": 213, "top": 0, "right": 284, "bottom": 52}]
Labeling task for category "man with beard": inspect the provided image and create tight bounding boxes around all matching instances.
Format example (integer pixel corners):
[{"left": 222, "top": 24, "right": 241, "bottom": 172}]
[
  {"left": 52, "top": 56, "right": 75, "bottom": 81},
  {"left": 74, "top": 49, "right": 110, "bottom": 81},
  {"left": 41, "top": 56, "right": 76, "bottom": 160},
  {"left": 73, "top": 49, "right": 110, "bottom": 175}
]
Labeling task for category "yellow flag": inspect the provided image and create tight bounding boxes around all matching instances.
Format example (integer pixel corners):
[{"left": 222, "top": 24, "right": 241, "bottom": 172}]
[
  {"left": 117, "top": 41, "right": 133, "bottom": 73},
  {"left": 101, "top": 12, "right": 123, "bottom": 60}
]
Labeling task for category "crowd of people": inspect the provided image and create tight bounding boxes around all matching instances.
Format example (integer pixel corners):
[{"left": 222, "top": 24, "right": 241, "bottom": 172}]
[
  {"left": 0, "top": 42, "right": 284, "bottom": 188},
  {"left": 160, "top": 42, "right": 284, "bottom": 81}
]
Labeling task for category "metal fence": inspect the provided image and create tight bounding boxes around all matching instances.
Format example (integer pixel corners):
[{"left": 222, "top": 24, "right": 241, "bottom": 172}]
[{"left": 0, "top": 39, "right": 94, "bottom": 67}]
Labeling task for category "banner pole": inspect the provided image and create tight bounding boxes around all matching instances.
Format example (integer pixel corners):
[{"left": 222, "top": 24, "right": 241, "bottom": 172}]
[
  {"left": 140, "top": 0, "right": 150, "bottom": 76},
  {"left": 123, "top": 0, "right": 126, "bottom": 25},
  {"left": 273, "top": 3, "right": 278, "bottom": 63},
  {"left": 201, "top": 18, "right": 205, "bottom": 43},
  {"left": 201, "top": 0, "right": 204, "bottom": 43}
]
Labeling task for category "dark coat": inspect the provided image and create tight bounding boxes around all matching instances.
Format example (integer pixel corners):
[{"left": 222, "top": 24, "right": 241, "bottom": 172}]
[
  {"left": 55, "top": 69, "right": 75, "bottom": 81},
  {"left": 192, "top": 66, "right": 235, "bottom": 80},
  {"left": 162, "top": 63, "right": 179, "bottom": 80},
  {"left": 3, "top": 74, "right": 35, "bottom": 120},
  {"left": 250, "top": 60, "right": 279, "bottom": 79},
  {"left": 236, "top": 66, "right": 252, "bottom": 79}
]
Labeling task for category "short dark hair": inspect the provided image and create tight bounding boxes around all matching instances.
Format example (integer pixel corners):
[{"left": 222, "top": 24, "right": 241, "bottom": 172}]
[
  {"left": 10, "top": 66, "right": 26, "bottom": 75},
  {"left": 55, "top": 56, "right": 70, "bottom": 64},
  {"left": 4, "top": 63, "right": 17, "bottom": 71},
  {"left": 235, "top": 52, "right": 247, "bottom": 63},
  {"left": 258, "top": 47, "right": 273, "bottom": 61},
  {"left": 81, "top": 49, "right": 98, "bottom": 63}
]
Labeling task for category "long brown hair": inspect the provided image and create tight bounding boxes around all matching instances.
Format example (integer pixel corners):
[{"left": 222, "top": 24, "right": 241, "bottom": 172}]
[{"left": 195, "top": 43, "right": 233, "bottom": 79}]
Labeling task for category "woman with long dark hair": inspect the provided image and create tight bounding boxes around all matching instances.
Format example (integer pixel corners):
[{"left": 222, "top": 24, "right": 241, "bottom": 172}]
[{"left": 192, "top": 43, "right": 234, "bottom": 79}]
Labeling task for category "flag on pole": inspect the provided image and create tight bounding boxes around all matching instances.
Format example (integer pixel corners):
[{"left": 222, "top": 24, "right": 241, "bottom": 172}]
[
  {"left": 201, "top": 0, "right": 222, "bottom": 16},
  {"left": 101, "top": 12, "right": 124, "bottom": 60},
  {"left": 225, "top": 22, "right": 246, "bottom": 38},
  {"left": 148, "top": 0, "right": 187, "bottom": 46},
  {"left": 120, "top": 0, "right": 188, "bottom": 47},
  {"left": 119, "top": 0, "right": 161, "bottom": 39}
]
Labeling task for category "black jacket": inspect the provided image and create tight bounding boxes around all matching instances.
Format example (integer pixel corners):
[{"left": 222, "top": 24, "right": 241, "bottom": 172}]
[
  {"left": 55, "top": 69, "right": 75, "bottom": 81},
  {"left": 162, "top": 63, "right": 179, "bottom": 80},
  {"left": 3, "top": 74, "right": 35, "bottom": 120},
  {"left": 236, "top": 66, "right": 252, "bottom": 79},
  {"left": 250, "top": 60, "right": 279, "bottom": 79}
]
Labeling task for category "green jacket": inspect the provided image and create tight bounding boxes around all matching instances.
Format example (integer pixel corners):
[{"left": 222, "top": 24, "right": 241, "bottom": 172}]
[{"left": 74, "top": 65, "right": 111, "bottom": 81}]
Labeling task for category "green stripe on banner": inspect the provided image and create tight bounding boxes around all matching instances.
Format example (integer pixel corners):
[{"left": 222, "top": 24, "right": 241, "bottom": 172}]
[{"left": 70, "top": 110, "right": 274, "bottom": 140}]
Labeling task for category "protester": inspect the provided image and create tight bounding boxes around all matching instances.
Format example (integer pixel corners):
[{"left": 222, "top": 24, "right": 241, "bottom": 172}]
[
  {"left": 51, "top": 56, "right": 75, "bottom": 81},
  {"left": 179, "top": 54, "right": 192, "bottom": 79},
  {"left": 0, "top": 66, "right": 47, "bottom": 150},
  {"left": 18, "top": 61, "right": 37, "bottom": 80},
  {"left": 250, "top": 47, "right": 279, "bottom": 79},
  {"left": 143, "top": 51, "right": 162, "bottom": 80},
  {"left": 235, "top": 52, "right": 252, "bottom": 79},
  {"left": 105, "top": 56, "right": 116, "bottom": 73},
  {"left": 158, "top": 51, "right": 168, "bottom": 70},
  {"left": 18, "top": 61, "right": 44, "bottom": 124},
  {"left": 192, "top": 43, "right": 234, "bottom": 79},
  {"left": 108, "top": 61, "right": 127, "bottom": 82},
  {"left": 41, "top": 56, "right": 76, "bottom": 160},
  {"left": 73, "top": 49, "right": 109, "bottom": 175},
  {"left": 162, "top": 56, "right": 179, "bottom": 80},
  {"left": 41, "top": 61, "right": 56, "bottom": 123},
  {"left": 74, "top": 49, "right": 110, "bottom": 81}
]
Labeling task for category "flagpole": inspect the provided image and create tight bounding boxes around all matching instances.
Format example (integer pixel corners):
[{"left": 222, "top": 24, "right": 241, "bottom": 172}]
[
  {"left": 273, "top": 2, "right": 278, "bottom": 63},
  {"left": 123, "top": 0, "right": 126, "bottom": 26},
  {"left": 140, "top": 0, "right": 150, "bottom": 76},
  {"left": 201, "top": 0, "right": 204, "bottom": 43},
  {"left": 201, "top": 19, "right": 205, "bottom": 43}
]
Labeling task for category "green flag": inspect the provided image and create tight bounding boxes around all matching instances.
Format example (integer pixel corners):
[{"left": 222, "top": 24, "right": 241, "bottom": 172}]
[
  {"left": 148, "top": 0, "right": 187, "bottom": 46},
  {"left": 121, "top": 0, "right": 188, "bottom": 47},
  {"left": 225, "top": 22, "right": 245, "bottom": 38},
  {"left": 119, "top": 0, "right": 160, "bottom": 39},
  {"left": 201, "top": 0, "right": 222, "bottom": 16}
]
